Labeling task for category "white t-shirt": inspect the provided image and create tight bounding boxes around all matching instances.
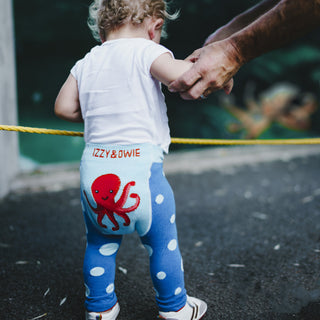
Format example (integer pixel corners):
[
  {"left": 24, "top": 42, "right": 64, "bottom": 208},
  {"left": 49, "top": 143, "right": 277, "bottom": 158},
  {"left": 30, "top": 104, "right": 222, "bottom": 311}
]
[{"left": 71, "top": 38, "right": 173, "bottom": 153}]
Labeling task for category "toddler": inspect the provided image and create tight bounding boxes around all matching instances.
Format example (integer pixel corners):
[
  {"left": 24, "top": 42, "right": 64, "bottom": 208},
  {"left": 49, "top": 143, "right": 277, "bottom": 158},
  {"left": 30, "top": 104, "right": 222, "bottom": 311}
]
[{"left": 55, "top": 0, "right": 207, "bottom": 319}]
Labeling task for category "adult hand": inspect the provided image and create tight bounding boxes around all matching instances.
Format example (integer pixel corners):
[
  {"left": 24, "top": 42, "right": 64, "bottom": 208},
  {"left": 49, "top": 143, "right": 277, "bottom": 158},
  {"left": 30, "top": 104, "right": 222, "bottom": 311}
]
[{"left": 168, "top": 39, "right": 243, "bottom": 100}]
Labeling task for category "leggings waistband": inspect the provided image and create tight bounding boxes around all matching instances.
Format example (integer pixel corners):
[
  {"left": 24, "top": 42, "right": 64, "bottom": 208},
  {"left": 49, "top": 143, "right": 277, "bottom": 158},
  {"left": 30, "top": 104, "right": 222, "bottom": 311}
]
[{"left": 82, "top": 143, "right": 164, "bottom": 163}]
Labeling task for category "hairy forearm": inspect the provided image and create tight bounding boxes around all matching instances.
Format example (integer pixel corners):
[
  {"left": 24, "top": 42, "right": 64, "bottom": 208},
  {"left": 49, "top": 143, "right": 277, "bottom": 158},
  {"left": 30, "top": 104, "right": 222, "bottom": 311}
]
[
  {"left": 230, "top": 0, "right": 320, "bottom": 64},
  {"left": 207, "top": 0, "right": 281, "bottom": 43}
]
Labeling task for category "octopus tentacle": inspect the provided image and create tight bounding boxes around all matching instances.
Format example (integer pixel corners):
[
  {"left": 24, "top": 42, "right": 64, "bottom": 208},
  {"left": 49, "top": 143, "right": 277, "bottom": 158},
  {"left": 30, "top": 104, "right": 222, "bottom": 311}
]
[
  {"left": 115, "top": 193, "right": 140, "bottom": 214},
  {"left": 83, "top": 190, "right": 99, "bottom": 212},
  {"left": 113, "top": 211, "right": 131, "bottom": 226},
  {"left": 97, "top": 212, "right": 108, "bottom": 228},
  {"left": 84, "top": 190, "right": 108, "bottom": 228},
  {"left": 106, "top": 210, "right": 120, "bottom": 231},
  {"left": 114, "top": 181, "right": 136, "bottom": 208}
]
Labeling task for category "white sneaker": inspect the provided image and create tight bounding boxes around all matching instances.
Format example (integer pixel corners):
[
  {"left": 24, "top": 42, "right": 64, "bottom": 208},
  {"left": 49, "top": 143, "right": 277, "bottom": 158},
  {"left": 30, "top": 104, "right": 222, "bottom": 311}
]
[
  {"left": 158, "top": 296, "right": 207, "bottom": 320},
  {"left": 86, "top": 302, "right": 120, "bottom": 320}
]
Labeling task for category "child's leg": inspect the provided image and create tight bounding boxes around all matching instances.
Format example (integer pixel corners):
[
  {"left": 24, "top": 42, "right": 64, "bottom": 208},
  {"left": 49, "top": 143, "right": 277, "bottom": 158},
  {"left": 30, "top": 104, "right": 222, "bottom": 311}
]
[
  {"left": 83, "top": 210, "right": 122, "bottom": 313},
  {"left": 140, "top": 162, "right": 187, "bottom": 312}
]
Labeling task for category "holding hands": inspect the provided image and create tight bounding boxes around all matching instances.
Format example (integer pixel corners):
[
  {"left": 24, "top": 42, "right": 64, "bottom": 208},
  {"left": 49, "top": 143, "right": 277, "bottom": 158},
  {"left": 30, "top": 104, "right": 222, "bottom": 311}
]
[
  {"left": 169, "top": 0, "right": 320, "bottom": 100},
  {"left": 169, "top": 39, "right": 237, "bottom": 100}
]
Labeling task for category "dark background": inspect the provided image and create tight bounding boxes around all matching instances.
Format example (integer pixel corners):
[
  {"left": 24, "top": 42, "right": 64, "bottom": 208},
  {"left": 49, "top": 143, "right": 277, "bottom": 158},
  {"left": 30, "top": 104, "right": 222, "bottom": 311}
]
[{"left": 13, "top": 0, "right": 320, "bottom": 163}]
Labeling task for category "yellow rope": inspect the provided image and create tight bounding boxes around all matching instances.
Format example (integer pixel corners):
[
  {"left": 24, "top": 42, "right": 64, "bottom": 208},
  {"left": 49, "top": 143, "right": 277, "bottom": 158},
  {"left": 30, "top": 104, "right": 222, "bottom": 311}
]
[
  {"left": 1, "top": 124, "right": 320, "bottom": 145},
  {"left": 0, "top": 125, "right": 83, "bottom": 137},
  {"left": 170, "top": 137, "right": 320, "bottom": 145}
]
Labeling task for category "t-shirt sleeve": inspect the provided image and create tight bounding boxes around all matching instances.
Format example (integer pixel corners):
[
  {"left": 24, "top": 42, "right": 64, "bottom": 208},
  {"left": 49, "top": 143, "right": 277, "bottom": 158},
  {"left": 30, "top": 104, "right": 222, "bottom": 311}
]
[
  {"left": 141, "top": 42, "right": 174, "bottom": 74},
  {"left": 70, "top": 61, "right": 79, "bottom": 79},
  {"left": 70, "top": 59, "right": 83, "bottom": 80}
]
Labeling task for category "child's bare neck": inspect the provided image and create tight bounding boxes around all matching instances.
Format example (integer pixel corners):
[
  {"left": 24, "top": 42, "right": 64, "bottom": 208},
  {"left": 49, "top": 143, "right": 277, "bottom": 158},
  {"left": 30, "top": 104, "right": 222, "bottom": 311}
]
[{"left": 106, "top": 24, "right": 149, "bottom": 41}]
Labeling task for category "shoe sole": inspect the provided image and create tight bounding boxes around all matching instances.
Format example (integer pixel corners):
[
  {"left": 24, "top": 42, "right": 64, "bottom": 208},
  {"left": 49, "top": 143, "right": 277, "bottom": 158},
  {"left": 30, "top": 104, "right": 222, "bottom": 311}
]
[
  {"left": 191, "top": 301, "right": 207, "bottom": 320},
  {"left": 158, "top": 298, "right": 207, "bottom": 320}
]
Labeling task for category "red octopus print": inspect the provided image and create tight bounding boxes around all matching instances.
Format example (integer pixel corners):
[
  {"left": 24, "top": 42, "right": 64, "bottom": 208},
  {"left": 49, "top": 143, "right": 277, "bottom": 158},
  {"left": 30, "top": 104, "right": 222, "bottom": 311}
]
[{"left": 83, "top": 174, "right": 140, "bottom": 231}]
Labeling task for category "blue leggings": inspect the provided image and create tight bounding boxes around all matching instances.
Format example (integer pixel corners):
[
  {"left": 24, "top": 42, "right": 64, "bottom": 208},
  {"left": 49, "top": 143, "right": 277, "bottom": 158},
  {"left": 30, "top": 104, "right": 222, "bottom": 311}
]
[{"left": 80, "top": 143, "right": 186, "bottom": 312}]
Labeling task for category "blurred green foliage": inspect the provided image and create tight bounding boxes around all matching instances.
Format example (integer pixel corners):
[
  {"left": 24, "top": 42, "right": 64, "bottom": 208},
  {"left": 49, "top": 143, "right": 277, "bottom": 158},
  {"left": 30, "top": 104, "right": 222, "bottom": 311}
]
[{"left": 13, "top": 0, "right": 320, "bottom": 163}]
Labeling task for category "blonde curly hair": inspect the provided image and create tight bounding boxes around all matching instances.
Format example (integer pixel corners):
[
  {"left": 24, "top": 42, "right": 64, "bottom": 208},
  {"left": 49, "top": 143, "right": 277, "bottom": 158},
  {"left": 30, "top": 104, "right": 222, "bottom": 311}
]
[{"left": 88, "top": 0, "right": 179, "bottom": 42}]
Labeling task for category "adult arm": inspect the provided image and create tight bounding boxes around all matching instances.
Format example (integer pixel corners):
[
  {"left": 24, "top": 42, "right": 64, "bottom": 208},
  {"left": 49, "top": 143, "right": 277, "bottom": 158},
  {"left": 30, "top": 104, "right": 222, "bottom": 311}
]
[
  {"left": 55, "top": 74, "right": 83, "bottom": 122},
  {"left": 232, "top": 0, "right": 320, "bottom": 63},
  {"left": 169, "top": 0, "right": 320, "bottom": 100},
  {"left": 204, "top": 0, "right": 281, "bottom": 44}
]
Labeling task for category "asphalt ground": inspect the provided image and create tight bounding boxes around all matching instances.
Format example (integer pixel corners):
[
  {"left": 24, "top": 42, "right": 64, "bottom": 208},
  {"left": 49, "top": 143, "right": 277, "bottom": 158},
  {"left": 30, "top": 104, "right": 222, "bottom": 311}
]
[{"left": 1, "top": 145, "right": 320, "bottom": 320}]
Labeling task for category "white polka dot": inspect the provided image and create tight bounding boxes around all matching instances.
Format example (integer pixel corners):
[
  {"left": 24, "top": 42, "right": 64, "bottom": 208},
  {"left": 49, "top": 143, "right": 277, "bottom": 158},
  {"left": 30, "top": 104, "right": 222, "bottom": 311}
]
[
  {"left": 85, "top": 284, "right": 90, "bottom": 297},
  {"left": 170, "top": 214, "right": 176, "bottom": 224},
  {"left": 181, "top": 259, "right": 184, "bottom": 272},
  {"left": 99, "top": 243, "right": 119, "bottom": 256},
  {"left": 155, "top": 194, "right": 164, "bottom": 204},
  {"left": 106, "top": 283, "right": 114, "bottom": 294},
  {"left": 157, "top": 271, "right": 167, "bottom": 280},
  {"left": 144, "top": 245, "right": 153, "bottom": 257},
  {"left": 90, "top": 267, "right": 105, "bottom": 277},
  {"left": 175, "top": 287, "right": 182, "bottom": 295},
  {"left": 168, "top": 239, "right": 177, "bottom": 251}
]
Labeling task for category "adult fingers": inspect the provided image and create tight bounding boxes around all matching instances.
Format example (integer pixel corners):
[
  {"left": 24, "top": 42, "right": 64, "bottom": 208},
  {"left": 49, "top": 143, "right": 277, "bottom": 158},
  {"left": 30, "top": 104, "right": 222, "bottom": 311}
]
[
  {"left": 184, "top": 48, "right": 202, "bottom": 63},
  {"left": 180, "top": 77, "right": 234, "bottom": 100},
  {"left": 168, "top": 66, "right": 202, "bottom": 93},
  {"left": 178, "top": 78, "right": 210, "bottom": 100}
]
